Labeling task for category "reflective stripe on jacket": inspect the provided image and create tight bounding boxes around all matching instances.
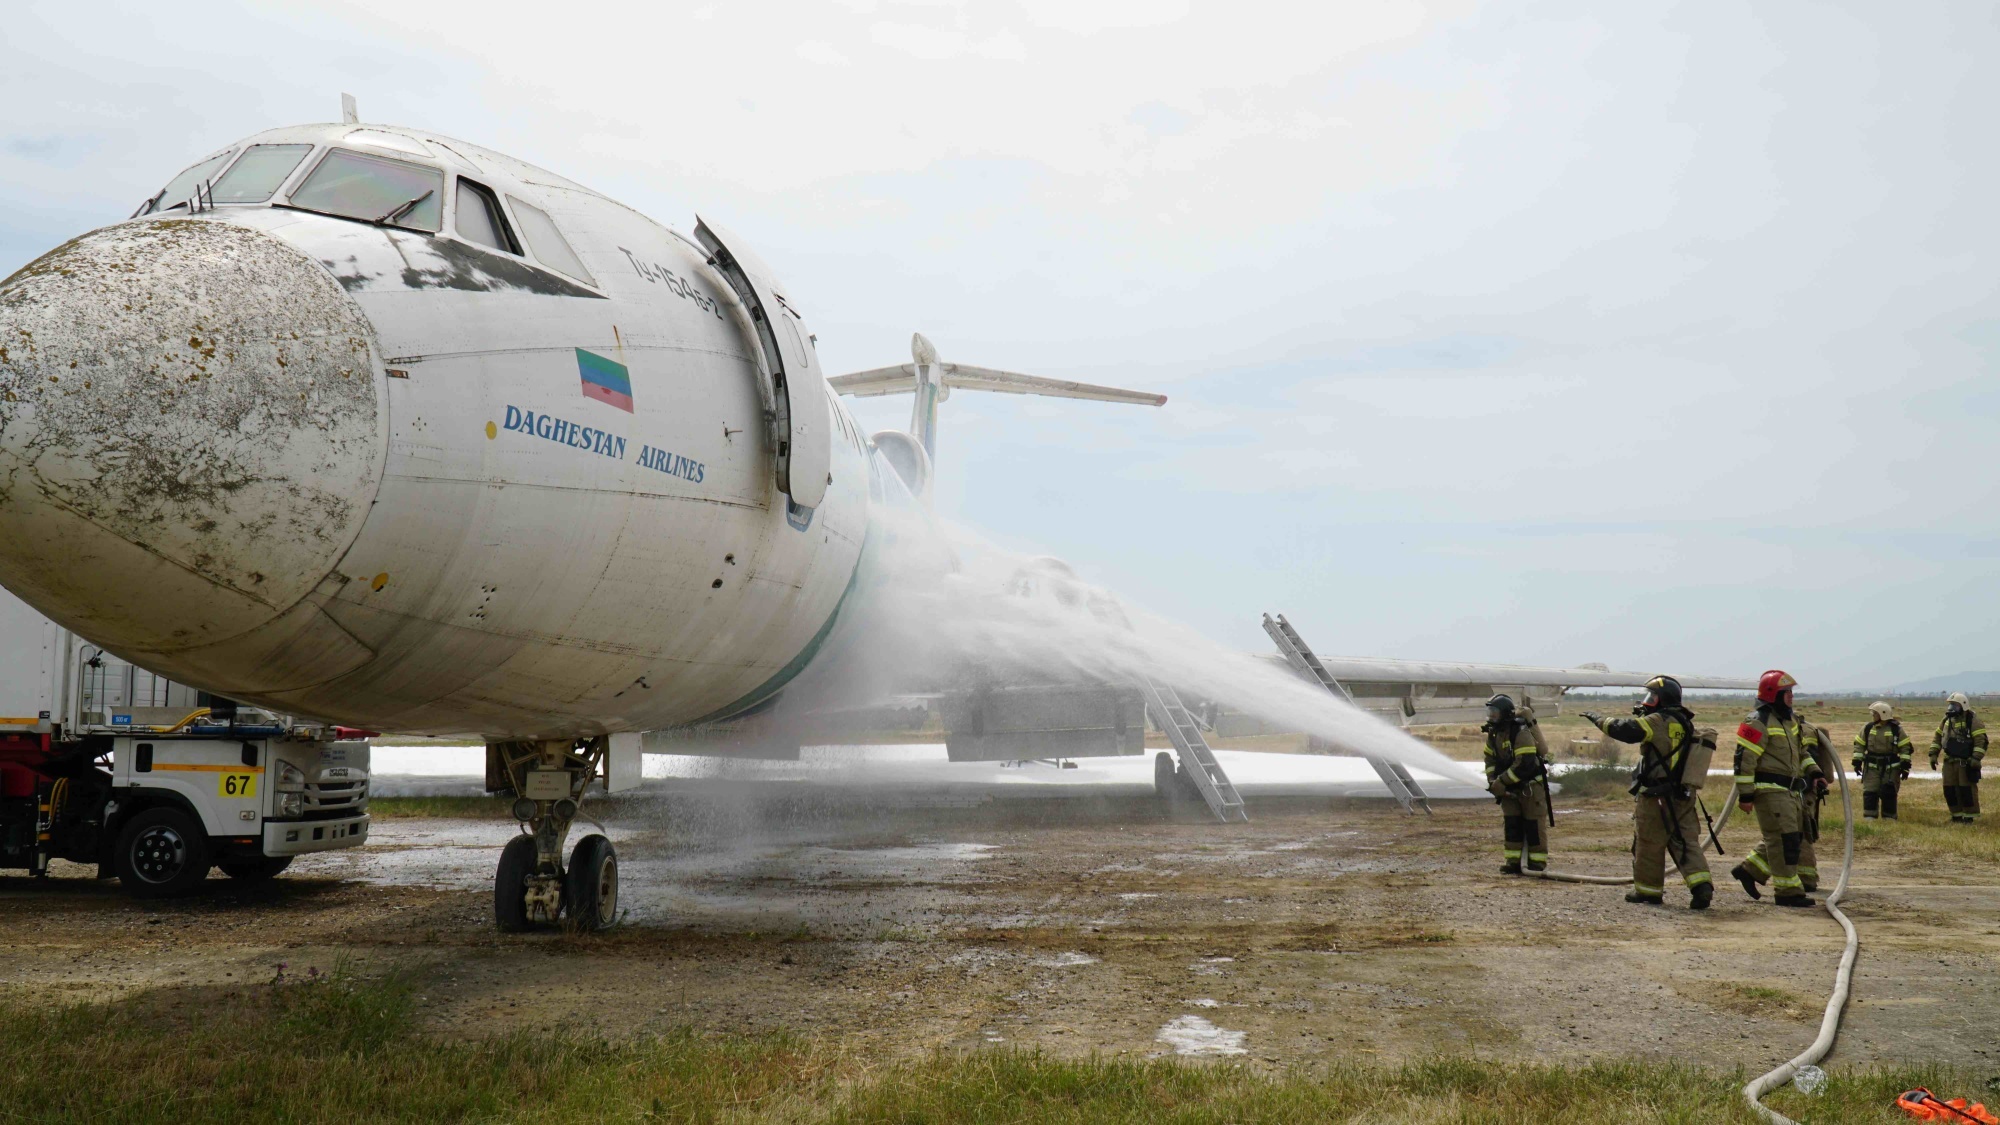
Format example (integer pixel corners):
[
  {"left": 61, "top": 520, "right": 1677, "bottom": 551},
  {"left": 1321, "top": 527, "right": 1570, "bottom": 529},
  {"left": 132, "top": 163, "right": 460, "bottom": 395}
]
[
  {"left": 1853, "top": 720, "right": 1912, "bottom": 764},
  {"left": 1934, "top": 712, "right": 1989, "bottom": 759},
  {"left": 1484, "top": 719, "right": 1547, "bottom": 786},
  {"left": 1734, "top": 708, "right": 1809, "bottom": 803}
]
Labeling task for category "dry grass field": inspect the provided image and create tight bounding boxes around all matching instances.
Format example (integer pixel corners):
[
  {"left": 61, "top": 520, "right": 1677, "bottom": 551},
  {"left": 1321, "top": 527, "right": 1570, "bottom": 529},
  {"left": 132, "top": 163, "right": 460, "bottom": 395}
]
[{"left": 2, "top": 693, "right": 1995, "bottom": 1122}]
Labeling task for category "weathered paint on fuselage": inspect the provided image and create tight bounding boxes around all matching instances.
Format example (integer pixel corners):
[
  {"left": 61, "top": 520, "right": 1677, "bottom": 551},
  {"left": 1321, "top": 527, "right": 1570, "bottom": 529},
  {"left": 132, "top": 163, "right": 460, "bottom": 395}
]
[{"left": 0, "top": 122, "right": 871, "bottom": 738}]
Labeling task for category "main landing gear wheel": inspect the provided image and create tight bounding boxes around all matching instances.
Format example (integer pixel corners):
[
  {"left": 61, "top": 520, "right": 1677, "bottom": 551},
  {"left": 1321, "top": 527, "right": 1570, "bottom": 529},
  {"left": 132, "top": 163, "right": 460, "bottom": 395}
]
[
  {"left": 564, "top": 834, "right": 618, "bottom": 933},
  {"left": 1153, "top": 750, "right": 1201, "bottom": 814},
  {"left": 114, "top": 807, "right": 212, "bottom": 898},
  {"left": 494, "top": 834, "right": 539, "bottom": 933},
  {"left": 217, "top": 855, "right": 292, "bottom": 881}
]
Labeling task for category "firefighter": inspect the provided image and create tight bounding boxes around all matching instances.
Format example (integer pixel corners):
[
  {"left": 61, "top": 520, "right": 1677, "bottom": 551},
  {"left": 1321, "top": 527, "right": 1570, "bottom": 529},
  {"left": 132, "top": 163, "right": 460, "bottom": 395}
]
[
  {"left": 1728, "top": 670, "right": 1816, "bottom": 907},
  {"left": 1772, "top": 718, "right": 1835, "bottom": 894},
  {"left": 1482, "top": 693, "right": 1550, "bottom": 874},
  {"left": 1930, "top": 693, "right": 1989, "bottom": 824},
  {"left": 1580, "top": 674, "right": 1713, "bottom": 909},
  {"left": 1851, "top": 701, "right": 1913, "bottom": 820}
]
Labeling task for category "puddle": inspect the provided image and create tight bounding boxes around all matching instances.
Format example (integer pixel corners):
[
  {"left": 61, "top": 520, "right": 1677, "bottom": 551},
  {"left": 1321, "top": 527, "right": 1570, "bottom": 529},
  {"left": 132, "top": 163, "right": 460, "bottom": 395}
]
[
  {"left": 1118, "top": 892, "right": 1159, "bottom": 901},
  {"left": 1156, "top": 1015, "right": 1248, "bottom": 1056},
  {"left": 785, "top": 842, "right": 997, "bottom": 880},
  {"left": 1184, "top": 997, "right": 1221, "bottom": 1008}
]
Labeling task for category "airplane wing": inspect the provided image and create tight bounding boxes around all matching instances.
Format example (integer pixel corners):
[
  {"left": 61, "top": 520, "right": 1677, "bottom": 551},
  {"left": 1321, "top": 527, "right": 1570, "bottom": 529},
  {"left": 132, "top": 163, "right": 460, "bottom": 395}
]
[
  {"left": 1207, "top": 648, "right": 1757, "bottom": 734},
  {"left": 1317, "top": 657, "right": 1752, "bottom": 692},
  {"left": 829, "top": 362, "right": 1167, "bottom": 407}
]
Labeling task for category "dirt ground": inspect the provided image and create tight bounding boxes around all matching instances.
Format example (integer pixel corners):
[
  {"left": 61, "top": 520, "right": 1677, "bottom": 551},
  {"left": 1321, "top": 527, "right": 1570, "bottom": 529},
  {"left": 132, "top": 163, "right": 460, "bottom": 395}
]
[{"left": 3, "top": 763, "right": 1996, "bottom": 1074}]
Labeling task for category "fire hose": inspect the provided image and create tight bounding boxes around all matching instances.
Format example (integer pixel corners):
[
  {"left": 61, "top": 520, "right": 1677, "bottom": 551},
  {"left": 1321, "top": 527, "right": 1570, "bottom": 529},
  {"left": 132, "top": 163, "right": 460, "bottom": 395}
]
[
  {"left": 1740, "top": 758, "right": 1857, "bottom": 1124},
  {"left": 1523, "top": 763, "right": 1859, "bottom": 1122}
]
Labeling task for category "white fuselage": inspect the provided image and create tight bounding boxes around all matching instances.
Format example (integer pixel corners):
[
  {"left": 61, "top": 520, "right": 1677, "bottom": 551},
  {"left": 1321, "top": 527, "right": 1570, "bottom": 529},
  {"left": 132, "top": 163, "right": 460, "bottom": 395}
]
[{"left": 0, "top": 123, "right": 872, "bottom": 738}]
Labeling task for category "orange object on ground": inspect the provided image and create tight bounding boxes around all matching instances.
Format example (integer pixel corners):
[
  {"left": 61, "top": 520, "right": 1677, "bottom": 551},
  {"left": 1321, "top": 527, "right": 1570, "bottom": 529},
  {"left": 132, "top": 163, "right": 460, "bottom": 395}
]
[{"left": 1898, "top": 1088, "right": 1999, "bottom": 1123}]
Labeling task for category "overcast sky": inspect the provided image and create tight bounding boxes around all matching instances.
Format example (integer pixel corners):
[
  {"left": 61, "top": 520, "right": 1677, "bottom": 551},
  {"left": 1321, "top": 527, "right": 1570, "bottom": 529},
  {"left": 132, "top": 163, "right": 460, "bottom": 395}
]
[{"left": 4, "top": 1, "right": 1994, "bottom": 690}]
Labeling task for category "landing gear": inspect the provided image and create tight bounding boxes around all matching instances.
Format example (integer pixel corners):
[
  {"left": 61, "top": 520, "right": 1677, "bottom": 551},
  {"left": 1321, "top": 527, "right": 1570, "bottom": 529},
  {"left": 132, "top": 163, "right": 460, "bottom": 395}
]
[
  {"left": 566, "top": 834, "right": 618, "bottom": 931},
  {"left": 1153, "top": 750, "right": 1201, "bottom": 814},
  {"left": 494, "top": 835, "right": 538, "bottom": 933},
  {"left": 488, "top": 737, "right": 621, "bottom": 933}
]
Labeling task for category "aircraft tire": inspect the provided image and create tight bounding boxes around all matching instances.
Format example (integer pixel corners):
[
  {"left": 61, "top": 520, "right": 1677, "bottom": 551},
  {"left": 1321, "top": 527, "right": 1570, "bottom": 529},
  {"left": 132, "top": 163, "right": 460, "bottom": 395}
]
[
  {"left": 1154, "top": 751, "right": 1177, "bottom": 800},
  {"left": 494, "top": 834, "right": 538, "bottom": 933},
  {"left": 565, "top": 834, "right": 619, "bottom": 933}
]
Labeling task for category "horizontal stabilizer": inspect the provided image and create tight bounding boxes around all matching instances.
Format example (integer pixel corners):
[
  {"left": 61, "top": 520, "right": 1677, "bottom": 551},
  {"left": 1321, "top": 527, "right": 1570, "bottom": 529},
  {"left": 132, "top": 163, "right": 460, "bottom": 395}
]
[{"left": 830, "top": 362, "right": 1166, "bottom": 407}]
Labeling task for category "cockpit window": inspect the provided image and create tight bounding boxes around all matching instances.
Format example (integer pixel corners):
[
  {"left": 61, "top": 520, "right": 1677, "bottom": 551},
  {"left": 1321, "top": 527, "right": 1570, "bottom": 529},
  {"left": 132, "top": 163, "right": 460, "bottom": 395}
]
[
  {"left": 210, "top": 144, "right": 313, "bottom": 204},
  {"left": 507, "top": 196, "right": 594, "bottom": 285},
  {"left": 140, "top": 149, "right": 236, "bottom": 215},
  {"left": 288, "top": 148, "right": 445, "bottom": 232},
  {"left": 454, "top": 179, "right": 518, "bottom": 254}
]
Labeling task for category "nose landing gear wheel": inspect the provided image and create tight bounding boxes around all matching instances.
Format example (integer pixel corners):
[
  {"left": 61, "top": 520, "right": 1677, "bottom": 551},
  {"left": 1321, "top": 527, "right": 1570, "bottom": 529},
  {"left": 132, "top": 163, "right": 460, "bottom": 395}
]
[
  {"left": 564, "top": 834, "right": 618, "bottom": 933},
  {"left": 494, "top": 834, "right": 539, "bottom": 933}
]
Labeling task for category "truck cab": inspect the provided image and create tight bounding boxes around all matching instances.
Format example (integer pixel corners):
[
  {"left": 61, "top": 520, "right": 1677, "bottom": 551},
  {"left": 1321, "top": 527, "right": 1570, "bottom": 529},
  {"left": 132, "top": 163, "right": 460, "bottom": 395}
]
[{"left": 0, "top": 589, "right": 370, "bottom": 896}]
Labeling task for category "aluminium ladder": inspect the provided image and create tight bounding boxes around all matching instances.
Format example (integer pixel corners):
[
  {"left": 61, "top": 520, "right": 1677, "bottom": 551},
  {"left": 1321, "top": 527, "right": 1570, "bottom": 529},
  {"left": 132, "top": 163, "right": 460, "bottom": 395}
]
[
  {"left": 1261, "top": 613, "right": 1433, "bottom": 815},
  {"left": 1139, "top": 678, "right": 1248, "bottom": 823}
]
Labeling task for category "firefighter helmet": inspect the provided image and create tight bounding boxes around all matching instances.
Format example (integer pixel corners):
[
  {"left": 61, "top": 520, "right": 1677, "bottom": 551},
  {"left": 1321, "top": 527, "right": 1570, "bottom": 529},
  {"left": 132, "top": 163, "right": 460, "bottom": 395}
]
[
  {"left": 1869, "top": 700, "right": 1894, "bottom": 721},
  {"left": 1485, "top": 693, "right": 1516, "bottom": 718},
  {"left": 1642, "top": 675, "right": 1683, "bottom": 710},
  {"left": 1948, "top": 691, "right": 1970, "bottom": 713},
  {"left": 1757, "top": 669, "right": 1797, "bottom": 705}
]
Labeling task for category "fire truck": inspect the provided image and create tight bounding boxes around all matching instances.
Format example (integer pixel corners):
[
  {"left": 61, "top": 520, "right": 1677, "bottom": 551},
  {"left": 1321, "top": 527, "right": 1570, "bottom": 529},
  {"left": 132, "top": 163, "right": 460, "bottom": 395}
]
[{"left": 0, "top": 589, "right": 369, "bottom": 897}]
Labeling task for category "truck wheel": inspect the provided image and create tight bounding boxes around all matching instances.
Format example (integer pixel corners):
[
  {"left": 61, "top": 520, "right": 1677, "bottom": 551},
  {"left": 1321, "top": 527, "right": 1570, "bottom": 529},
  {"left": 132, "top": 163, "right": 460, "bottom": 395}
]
[
  {"left": 114, "top": 808, "right": 212, "bottom": 898},
  {"left": 218, "top": 856, "right": 293, "bottom": 881},
  {"left": 494, "top": 834, "right": 538, "bottom": 933},
  {"left": 564, "top": 834, "right": 618, "bottom": 933}
]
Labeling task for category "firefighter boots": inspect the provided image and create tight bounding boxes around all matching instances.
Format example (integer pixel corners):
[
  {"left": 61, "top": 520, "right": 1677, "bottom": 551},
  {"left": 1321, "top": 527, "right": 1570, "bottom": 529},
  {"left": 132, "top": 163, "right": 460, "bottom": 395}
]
[{"left": 1731, "top": 864, "right": 1762, "bottom": 899}]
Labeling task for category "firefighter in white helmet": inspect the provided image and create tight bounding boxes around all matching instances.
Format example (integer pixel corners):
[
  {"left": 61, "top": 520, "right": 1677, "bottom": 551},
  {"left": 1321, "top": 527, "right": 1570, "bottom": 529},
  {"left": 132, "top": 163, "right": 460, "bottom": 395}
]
[
  {"left": 1930, "top": 693, "right": 1989, "bottom": 824},
  {"left": 1851, "top": 701, "right": 1913, "bottom": 820}
]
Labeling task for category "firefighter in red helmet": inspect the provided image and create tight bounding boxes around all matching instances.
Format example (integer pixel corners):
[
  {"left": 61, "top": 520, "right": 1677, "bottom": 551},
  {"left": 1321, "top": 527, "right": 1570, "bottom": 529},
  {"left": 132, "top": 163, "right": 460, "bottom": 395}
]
[{"left": 1728, "top": 670, "right": 1817, "bottom": 907}]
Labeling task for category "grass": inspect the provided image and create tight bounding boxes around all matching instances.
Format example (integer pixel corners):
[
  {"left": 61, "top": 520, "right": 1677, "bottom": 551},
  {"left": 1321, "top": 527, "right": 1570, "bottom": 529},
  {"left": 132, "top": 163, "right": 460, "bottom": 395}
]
[
  {"left": 367, "top": 795, "right": 515, "bottom": 819},
  {"left": 0, "top": 967, "right": 1980, "bottom": 1124},
  {"left": 1552, "top": 764, "right": 1633, "bottom": 800},
  {"left": 1814, "top": 777, "right": 2000, "bottom": 868}
]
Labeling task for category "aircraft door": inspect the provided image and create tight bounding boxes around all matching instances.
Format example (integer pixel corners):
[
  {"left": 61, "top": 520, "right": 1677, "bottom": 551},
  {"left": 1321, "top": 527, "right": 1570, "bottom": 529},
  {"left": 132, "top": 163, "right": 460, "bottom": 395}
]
[{"left": 693, "top": 217, "right": 830, "bottom": 510}]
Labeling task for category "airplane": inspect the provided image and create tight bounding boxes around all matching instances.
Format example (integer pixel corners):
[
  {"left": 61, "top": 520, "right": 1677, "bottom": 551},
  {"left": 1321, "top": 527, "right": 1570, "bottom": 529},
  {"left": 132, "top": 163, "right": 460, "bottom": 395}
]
[{"left": 0, "top": 105, "right": 1749, "bottom": 932}]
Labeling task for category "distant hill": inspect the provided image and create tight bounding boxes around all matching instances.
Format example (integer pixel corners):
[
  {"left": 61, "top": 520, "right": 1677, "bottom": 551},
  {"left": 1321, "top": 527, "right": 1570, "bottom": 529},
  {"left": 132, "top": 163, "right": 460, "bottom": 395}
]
[{"left": 1891, "top": 672, "right": 2000, "bottom": 695}]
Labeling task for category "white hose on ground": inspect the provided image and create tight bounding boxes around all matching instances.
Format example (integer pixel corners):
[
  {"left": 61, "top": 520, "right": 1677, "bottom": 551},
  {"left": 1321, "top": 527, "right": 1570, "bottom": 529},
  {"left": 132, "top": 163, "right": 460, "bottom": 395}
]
[
  {"left": 1742, "top": 757, "right": 1859, "bottom": 1125},
  {"left": 1524, "top": 760, "right": 1862, "bottom": 1123}
]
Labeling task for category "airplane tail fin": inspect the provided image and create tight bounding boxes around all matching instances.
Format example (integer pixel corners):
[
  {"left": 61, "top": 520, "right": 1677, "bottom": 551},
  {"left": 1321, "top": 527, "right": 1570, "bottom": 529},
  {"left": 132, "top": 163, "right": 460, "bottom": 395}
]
[{"left": 830, "top": 334, "right": 1165, "bottom": 499}]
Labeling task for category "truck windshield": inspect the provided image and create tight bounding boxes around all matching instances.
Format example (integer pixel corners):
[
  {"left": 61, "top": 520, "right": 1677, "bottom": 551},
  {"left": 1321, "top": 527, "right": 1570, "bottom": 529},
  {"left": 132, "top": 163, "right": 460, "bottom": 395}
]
[
  {"left": 140, "top": 149, "right": 236, "bottom": 215},
  {"left": 287, "top": 148, "right": 445, "bottom": 232},
  {"left": 210, "top": 144, "right": 313, "bottom": 204}
]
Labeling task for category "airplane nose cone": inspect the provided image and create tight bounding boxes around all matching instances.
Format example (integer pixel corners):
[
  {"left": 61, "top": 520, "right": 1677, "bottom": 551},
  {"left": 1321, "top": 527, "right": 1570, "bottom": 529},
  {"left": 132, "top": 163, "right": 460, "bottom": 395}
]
[{"left": 0, "top": 217, "right": 386, "bottom": 657}]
